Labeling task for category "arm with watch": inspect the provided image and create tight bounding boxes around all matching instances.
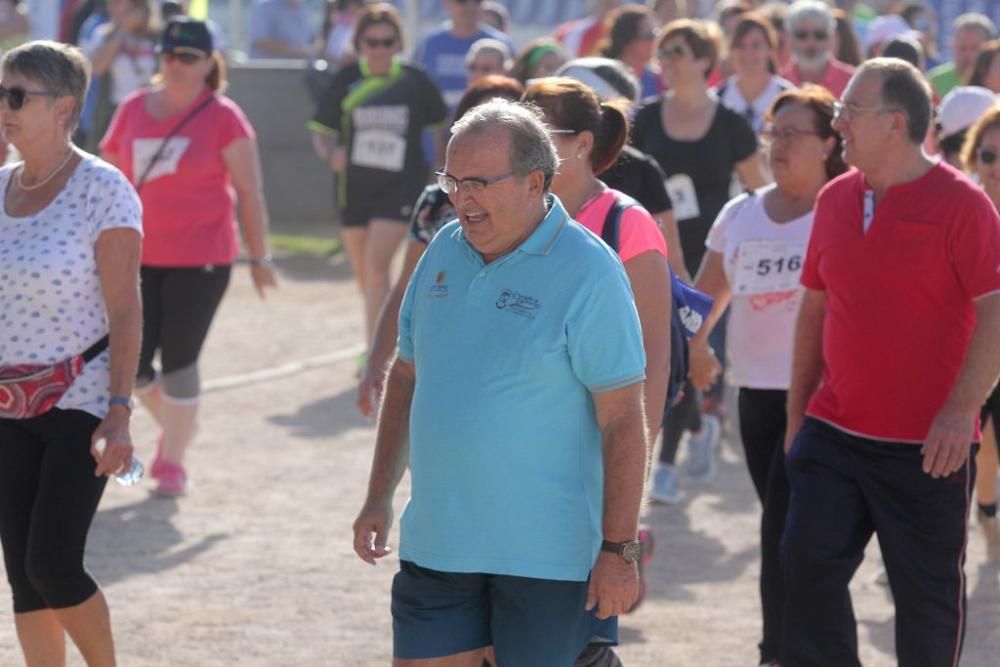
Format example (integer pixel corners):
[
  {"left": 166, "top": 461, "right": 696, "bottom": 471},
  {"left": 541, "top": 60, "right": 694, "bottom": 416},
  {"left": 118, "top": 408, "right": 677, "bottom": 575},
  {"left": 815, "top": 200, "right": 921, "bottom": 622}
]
[
  {"left": 587, "top": 381, "right": 649, "bottom": 620},
  {"left": 223, "top": 136, "right": 278, "bottom": 298}
]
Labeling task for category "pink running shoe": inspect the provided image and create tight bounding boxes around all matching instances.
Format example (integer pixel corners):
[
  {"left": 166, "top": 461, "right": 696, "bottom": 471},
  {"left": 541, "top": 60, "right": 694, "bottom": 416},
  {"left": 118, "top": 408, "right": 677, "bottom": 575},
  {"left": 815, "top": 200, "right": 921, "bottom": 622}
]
[
  {"left": 626, "top": 527, "right": 655, "bottom": 614},
  {"left": 153, "top": 461, "right": 188, "bottom": 497}
]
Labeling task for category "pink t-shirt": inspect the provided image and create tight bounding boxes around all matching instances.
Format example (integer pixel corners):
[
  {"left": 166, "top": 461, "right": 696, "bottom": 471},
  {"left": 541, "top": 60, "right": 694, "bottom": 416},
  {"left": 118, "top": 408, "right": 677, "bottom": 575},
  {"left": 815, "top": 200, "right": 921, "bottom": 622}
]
[
  {"left": 780, "top": 58, "right": 855, "bottom": 99},
  {"left": 575, "top": 188, "right": 668, "bottom": 263},
  {"left": 101, "top": 88, "right": 255, "bottom": 267}
]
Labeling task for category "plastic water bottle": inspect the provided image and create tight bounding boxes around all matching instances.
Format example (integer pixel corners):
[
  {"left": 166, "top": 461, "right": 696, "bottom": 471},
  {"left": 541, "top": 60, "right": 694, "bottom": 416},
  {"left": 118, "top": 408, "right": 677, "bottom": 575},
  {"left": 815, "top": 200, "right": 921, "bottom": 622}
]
[
  {"left": 95, "top": 438, "right": 145, "bottom": 486},
  {"left": 115, "top": 458, "right": 145, "bottom": 486}
]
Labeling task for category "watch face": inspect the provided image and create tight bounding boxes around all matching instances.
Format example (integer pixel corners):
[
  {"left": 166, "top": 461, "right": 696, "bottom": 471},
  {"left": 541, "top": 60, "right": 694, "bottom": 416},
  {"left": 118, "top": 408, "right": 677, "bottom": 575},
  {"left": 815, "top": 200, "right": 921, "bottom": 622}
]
[{"left": 622, "top": 541, "right": 642, "bottom": 563}]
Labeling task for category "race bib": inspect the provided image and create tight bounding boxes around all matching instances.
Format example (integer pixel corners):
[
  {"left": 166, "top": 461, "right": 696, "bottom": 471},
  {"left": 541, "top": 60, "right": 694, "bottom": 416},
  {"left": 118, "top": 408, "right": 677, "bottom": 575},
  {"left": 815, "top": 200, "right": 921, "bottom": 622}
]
[
  {"left": 665, "top": 174, "right": 700, "bottom": 221},
  {"left": 733, "top": 240, "right": 806, "bottom": 295},
  {"left": 352, "top": 130, "right": 406, "bottom": 172},
  {"left": 132, "top": 137, "right": 191, "bottom": 184}
]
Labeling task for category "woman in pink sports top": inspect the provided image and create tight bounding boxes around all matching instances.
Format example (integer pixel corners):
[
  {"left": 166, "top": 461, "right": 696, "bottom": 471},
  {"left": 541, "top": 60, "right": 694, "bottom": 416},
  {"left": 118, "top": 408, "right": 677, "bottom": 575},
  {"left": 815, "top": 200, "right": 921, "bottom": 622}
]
[{"left": 525, "top": 79, "right": 670, "bottom": 440}]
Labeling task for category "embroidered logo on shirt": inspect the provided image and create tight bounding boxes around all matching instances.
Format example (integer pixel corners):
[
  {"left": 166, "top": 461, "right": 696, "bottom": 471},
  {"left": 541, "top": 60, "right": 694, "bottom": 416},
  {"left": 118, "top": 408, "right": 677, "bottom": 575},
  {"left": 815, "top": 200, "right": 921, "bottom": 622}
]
[
  {"left": 496, "top": 289, "right": 539, "bottom": 319},
  {"left": 428, "top": 271, "right": 448, "bottom": 298}
]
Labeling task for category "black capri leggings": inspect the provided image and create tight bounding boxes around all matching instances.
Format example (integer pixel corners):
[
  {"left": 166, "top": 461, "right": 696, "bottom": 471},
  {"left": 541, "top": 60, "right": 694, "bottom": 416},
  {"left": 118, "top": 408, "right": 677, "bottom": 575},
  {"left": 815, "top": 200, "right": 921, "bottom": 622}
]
[
  {"left": 137, "top": 265, "right": 231, "bottom": 385},
  {"left": 0, "top": 409, "right": 107, "bottom": 613}
]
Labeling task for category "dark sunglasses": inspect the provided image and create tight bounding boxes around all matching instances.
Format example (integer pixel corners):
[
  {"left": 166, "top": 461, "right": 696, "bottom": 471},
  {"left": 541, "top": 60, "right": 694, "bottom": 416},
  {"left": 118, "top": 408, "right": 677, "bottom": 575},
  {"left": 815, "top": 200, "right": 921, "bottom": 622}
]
[
  {"left": 979, "top": 148, "right": 998, "bottom": 165},
  {"left": 658, "top": 45, "right": 688, "bottom": 60},
  {"left": 0, "top": 85, "right": 59, "bottom": 110},
  {"left": 363, "top": 37, "right": 397, "bottom": 49},
  {"left": 163, "top": 51, "right": 203, "bottom": 65},
  {"left": 793, "top": 29, "right": 829, "bottom": 41},
  {"left": 455, "top": 0, "right": 483, "bottom": 4}
]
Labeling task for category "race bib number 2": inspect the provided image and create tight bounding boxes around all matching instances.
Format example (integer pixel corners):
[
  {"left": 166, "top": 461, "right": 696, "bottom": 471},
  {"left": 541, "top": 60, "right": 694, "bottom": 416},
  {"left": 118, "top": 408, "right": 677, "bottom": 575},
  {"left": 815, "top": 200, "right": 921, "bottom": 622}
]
[
  {"left": 733, "top": 240, "right": 806, "bottom": 295},
  {"left": 352, "top": 130, "right": 406, "bottom": 172}
]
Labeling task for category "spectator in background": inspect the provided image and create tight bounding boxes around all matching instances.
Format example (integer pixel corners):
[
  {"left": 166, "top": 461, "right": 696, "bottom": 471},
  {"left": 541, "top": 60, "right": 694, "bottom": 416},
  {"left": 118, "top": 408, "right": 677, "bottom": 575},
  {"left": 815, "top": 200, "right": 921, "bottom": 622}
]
[
  {"left": 247, "top": 0, "right": 315, "bottom": 59},
  {"left": 413, "top": 0, "right": 513, "bottom": 112},
  {"left": 781, "top": 0, "right": 854, "bottom": 98},
  {"left": 900, "top": 1, "right": 940, "bottom": 68},
  {"left": 321, "top": 0, "right": 367, "bottom": 65},
  {"left": 863, "top": 14, "right": 916, "bottom": 59},
  {"left": 0, "top": 0, "right": 27, "bottom": 51},
  {"left": 648, "top": 0, "right": 683, "bottom": 26},
  {"left": 717, "top": 13, "right": 794, "bottom": 135},
  {"left": 509, "top": 37, "right": 568, "bottom": 83},
  {"left": 832, "top": 7, "right": 863, "bottom": 67},
  {"left": 758, "top": 2, "right": 790, "bottom": 68},
  {"left": 928, "top": 13, "right": 997, "bottom": 98},
  {"left": 882, "top": 35, "right": 924, "bottom": 72},
  {"left": 968, "top": 40, "right": 1000, "bottom": 94},
  {"left": 25, "top": 0, "right": 59, "bottom": 40},
  {"left": 466, "top": 38, "right": 510, "bottom": 84},
  {"left": 480, "top": 0, "right": 508, "bottom": 34},
  {"left": 598, "top": 4, "right": 662, "bottom": 100},
  {"left": 81, "top": 0, "right": 158, "bottom": 153},
  {"left": 936, "top": 85, "right": 995, "bottom": 168},
  {"left": 554, "top": 0, "right": 621, "bottom": 58},
  {"left": 716, "top": 0, "right": 751, "bottom": 40}
]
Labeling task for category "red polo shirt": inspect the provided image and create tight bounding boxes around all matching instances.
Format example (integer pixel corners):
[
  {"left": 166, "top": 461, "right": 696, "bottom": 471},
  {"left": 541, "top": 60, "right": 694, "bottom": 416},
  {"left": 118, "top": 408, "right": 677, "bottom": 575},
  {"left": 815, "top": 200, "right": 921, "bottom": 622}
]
[
  {"left": 780, "top": 58, "right": 855, "bottom": 98},
  {"left": 801, "top": 163, "right": 1000, "bottom": 442}
]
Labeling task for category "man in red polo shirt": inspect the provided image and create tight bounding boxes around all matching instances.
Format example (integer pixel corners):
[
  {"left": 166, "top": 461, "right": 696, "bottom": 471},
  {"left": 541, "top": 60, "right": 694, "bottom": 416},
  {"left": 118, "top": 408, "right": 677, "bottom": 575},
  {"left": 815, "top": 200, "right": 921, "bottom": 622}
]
[
  {"left": 783, "top": 58, "right": 1000, "bottom": 667},
  {"left": 780, "top": 0, "right": 855, "bottom": 98}
]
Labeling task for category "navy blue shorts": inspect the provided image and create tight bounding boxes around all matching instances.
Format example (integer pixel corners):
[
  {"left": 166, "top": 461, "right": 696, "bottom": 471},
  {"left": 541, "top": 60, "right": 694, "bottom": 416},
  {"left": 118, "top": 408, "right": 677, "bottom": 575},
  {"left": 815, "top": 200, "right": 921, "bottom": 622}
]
[{"left": 391, "top": 560, "right": 618, "bottom": 665}]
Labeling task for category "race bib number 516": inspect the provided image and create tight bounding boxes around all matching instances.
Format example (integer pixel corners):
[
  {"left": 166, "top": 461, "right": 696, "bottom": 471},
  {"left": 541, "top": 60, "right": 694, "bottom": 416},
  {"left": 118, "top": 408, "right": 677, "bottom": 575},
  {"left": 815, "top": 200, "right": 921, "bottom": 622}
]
[{"left": 732, "top": 240, "right": 806, "bottom": 295}]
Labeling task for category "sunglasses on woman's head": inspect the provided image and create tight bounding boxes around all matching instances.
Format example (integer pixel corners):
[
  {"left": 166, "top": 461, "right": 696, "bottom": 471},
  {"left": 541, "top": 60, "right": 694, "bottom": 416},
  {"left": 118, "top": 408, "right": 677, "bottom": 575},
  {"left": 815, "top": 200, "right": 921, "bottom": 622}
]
[
  {"left": 979, "top": 148, "right": 998, "bottom": 165},
  {"left": 0, "top": 85, "right": 59, "bottom": 110},
  {"left": 363, "top": 37, "right": 397, "bottom": 49},
  {"left": 163, "top": 51, "right": 203, "bottom": 65}
]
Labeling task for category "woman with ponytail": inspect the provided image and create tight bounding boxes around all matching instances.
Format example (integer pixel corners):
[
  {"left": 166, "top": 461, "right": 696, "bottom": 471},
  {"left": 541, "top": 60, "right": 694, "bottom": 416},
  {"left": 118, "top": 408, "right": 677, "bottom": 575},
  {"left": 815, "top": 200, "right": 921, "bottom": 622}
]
[{"left": 523, "top": 79, "right": 671, "bottom": 621}]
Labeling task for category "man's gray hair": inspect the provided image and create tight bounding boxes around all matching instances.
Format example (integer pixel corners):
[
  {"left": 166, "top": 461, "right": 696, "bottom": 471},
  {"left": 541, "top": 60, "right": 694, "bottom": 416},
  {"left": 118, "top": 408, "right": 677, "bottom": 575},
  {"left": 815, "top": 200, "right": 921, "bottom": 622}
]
[
  {"left": 451, "top": 98, "right": 559, "bottom": 189},
  {"left": 858, "top": 57, "right": 932, "bottom": 144},
  {"left": 953, "top": 12, "right": 998, "bottom": 40},
  {"left": 0, "top": 40, "right": 91, "bottom": 133},
  {"left": 466, "top": 38, "right": 512, "bottom": 66},
  {"left": 786, "top": 0, "right": 835, "bottom": 35}
]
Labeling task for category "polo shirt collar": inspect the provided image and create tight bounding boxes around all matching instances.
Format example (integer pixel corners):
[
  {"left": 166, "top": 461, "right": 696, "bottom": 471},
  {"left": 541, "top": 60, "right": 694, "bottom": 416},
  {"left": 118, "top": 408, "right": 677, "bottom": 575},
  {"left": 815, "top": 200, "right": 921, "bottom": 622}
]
[
  {"left": 454, "top": 194, "right": 570, "bottom": 260},
  {"left": 517, "top": 194, "right": 569, "bottom": 256}
]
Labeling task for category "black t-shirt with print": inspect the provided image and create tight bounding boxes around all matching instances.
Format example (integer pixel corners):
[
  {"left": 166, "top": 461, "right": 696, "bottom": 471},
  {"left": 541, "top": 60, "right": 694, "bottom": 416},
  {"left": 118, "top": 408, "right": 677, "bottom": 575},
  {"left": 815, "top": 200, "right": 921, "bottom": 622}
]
[
  {"left": 600, "top": 145, "right": 673, "bottom": 217},
  {"left": 311, "top": 60, "right": 447, "bottom": 207},
  {"left": 631, "top": 100, "right": 757, "bottom": 274}
]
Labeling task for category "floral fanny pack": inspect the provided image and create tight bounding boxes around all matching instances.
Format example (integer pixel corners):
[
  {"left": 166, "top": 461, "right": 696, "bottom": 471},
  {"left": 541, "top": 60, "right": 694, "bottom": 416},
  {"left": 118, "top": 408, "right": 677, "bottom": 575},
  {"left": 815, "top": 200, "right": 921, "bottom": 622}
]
[{"left": 0, "top": 336, "right": 109, "bottom": 420}]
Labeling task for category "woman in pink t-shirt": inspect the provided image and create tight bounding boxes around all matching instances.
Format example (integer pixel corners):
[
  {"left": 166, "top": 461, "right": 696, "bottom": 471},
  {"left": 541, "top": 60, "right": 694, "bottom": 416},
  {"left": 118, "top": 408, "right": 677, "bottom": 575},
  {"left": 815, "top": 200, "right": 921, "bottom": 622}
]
[
  {"left": 523, "top": 77, "right": 670, "bottom": 617},
  {"left": 101, "top": 18, "right": 277, "bottom": 496}
]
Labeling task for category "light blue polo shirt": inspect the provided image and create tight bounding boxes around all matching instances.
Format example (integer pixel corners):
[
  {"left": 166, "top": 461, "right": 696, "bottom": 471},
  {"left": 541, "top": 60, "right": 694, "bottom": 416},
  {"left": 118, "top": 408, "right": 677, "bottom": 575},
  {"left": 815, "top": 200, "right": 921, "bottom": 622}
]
[{"left": 396, "top": 195, "right": 646, "bottom": 582}]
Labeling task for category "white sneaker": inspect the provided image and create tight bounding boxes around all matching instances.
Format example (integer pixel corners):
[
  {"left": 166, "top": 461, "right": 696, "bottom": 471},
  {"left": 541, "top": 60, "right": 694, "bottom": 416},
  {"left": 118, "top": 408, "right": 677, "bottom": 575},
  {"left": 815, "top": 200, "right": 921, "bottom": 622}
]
[
  {"left": 650, "top": 463, "right": 684, "bottom": 504},
  {"left": 685, "top": 414, "right": 721, "bottom": 484}
]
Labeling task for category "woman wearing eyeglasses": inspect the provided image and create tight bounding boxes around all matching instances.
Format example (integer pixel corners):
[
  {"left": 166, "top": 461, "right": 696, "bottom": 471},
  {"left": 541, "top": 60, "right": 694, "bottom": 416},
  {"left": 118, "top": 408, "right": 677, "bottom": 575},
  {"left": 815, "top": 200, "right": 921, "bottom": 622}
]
[
  {"left": 356, "top": 74, "right": 524, "bottom": 419},
  {"left": 101, "top": 17, "right": 276, "bottom": 496},
  {"left": 597, "top": 4, "right": 663, "bottom": 101},
  {"left": 631, "top": 18, "right": 768, "bottom": 503},
  {"left": 0, "top": 41, "right": 142, "bottom": 665},
  {"left": 310, "top": 3, "right": 447, "bottom": 371},
  {"left": 960, "top": 106, "right": 1000, "bottom": 563},
  {"left": 717, "top": 14, "right": 794, "bottom": 136},
  {"left": 685, "top": 85, "right": 845, "bottom": 666}
]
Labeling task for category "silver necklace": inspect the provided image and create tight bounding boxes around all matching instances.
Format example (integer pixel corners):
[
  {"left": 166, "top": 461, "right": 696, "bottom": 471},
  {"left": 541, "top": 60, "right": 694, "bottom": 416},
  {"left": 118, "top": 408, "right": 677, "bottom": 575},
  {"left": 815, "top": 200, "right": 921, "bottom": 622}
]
[{"left": 16, "top": 148, "right": 76, "bottom": 192}]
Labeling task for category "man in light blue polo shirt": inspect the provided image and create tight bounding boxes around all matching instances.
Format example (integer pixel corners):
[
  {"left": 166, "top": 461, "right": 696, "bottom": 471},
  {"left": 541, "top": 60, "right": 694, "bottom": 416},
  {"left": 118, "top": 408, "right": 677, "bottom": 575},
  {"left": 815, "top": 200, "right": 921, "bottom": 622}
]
[
  {"left": 352, "top": 99, "right": 649, "bottom": 667},
  {"left": 247, "top": 0, "right": 316, "bottom": 59}
]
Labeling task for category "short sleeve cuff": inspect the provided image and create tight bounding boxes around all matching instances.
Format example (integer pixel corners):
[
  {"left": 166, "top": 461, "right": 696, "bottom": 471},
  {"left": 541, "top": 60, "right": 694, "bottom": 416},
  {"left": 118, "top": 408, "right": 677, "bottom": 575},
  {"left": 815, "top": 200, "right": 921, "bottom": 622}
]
[{"left": 587, "top": 372, "right": 646, "bottom": 394}]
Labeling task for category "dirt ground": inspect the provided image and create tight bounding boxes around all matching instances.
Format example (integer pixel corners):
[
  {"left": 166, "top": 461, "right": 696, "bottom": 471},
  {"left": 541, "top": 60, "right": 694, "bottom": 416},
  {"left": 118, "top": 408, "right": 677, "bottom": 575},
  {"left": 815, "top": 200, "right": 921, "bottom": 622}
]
[{"left": 0, "top": 253, "right": 997, "bottom": 666}]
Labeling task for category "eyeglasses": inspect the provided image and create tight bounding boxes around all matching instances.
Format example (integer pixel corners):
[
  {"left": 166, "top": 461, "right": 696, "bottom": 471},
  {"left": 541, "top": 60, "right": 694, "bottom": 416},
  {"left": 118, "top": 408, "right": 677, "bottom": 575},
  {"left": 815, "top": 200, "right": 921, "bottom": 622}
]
[
  {"left": 761, "top": 126, "right": 821, "bottom": 144},
  {"left": 455, "top": 0, "right": 483, "bottom": 4},
  {"left": 549, "top": 128, "right": 579, "bottom": 137},
  {"left": 978, "top": 148, "right": 998, "bottom": 165},
  {"left": 658, "top": 45, "right": 688, "bottom": 60},
  {"left": 0, "top": 85, "right": 60, "bottom": 111},
  {"left": 363, "top": 37, "right": 397, "bottom": 49},
  {"left": 832, "top": 100, "right": 897, "bottom": 122},
  {"left": 792, "top": 29, "right": 829, "bottom": 41},
  {"left": 435, "top": 170, "right": 515, "bottom": 195},
  {"left": 164, "top": 51, "right": 203, "bottom": 65}
]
